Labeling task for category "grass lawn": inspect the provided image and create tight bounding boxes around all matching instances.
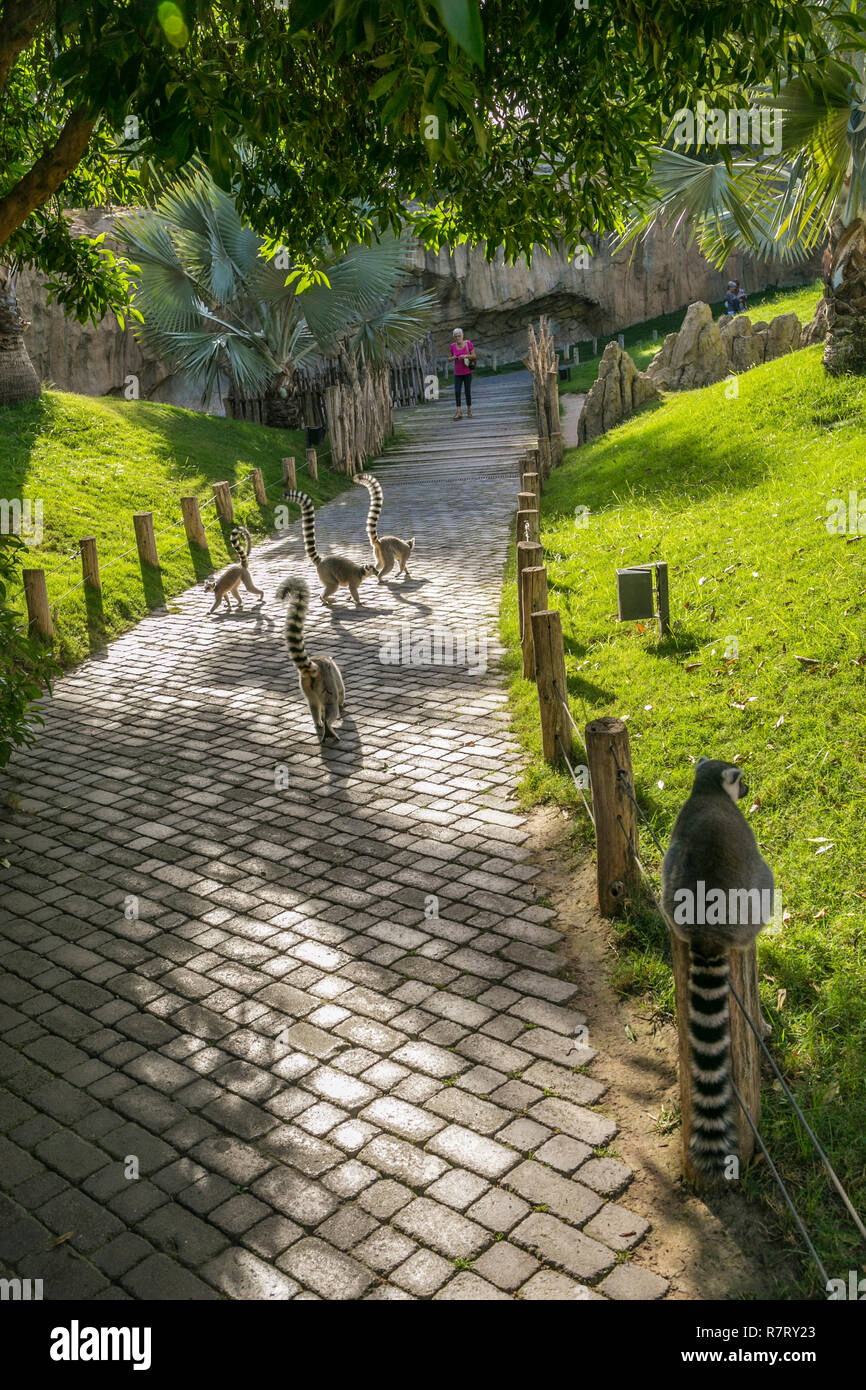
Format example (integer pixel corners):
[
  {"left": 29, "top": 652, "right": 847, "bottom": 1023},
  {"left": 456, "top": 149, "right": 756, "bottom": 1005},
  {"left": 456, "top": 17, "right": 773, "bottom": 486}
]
[
  {"left": 501, "top": 343, "right": 866, "bottom": 1294},
  {"left": 557, "top": 279, "right": 824, "bottom": 395},
  {"left": 1, "top": 391, "right": 350, "bottom": 665}
]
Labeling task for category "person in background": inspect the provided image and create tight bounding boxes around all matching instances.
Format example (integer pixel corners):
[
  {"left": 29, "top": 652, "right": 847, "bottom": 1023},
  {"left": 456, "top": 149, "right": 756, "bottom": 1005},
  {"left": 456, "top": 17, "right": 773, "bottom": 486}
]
[
  {"left": 723, "top": 281, "right": 741, "bottom": 315},
  {"left": 450, "top": 327, "right": 475, "bottom": 420}
]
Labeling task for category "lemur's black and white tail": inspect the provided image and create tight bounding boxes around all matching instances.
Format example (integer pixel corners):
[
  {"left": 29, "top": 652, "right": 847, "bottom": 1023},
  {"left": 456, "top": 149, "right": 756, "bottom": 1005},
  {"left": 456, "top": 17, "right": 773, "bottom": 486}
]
[
  {"left": 688, "top": 947, "right": 734, "bottom": 1176},
  {"left": 284, "top": 490, "right": 322, "bottom": 566},
  {"left": 354, "top": 474, "right": 383, "bottom": 544},
  {"left": 277, "top": 576, "right": 313, "bottom": 672},
  {"left": 229, "top": 525, "right": 252, "bottom": 566}
]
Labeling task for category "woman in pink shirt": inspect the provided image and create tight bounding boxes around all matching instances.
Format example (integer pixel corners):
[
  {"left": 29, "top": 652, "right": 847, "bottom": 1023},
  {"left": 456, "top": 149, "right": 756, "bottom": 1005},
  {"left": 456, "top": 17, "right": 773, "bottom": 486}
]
[{"left": 450, "top": 327, "right": 475, "bottom": 420}]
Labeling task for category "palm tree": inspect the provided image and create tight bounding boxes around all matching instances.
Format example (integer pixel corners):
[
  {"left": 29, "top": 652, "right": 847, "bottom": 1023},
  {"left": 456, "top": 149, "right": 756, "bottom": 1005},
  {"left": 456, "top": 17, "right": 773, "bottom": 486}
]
[
  {"left": 116, "top": 164, "right": 436, "bottom": 418},
  {"left": 617, "top": 53, "right": 866, "bottom": 374},
  {"left": 0, "top": 263, "right": 41, "bottom": 406}
]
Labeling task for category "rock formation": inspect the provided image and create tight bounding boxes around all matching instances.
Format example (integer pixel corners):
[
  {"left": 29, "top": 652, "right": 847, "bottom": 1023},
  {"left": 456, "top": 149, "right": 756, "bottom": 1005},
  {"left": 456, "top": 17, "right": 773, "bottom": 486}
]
[
  {"left": 577, "top": 341, "right": 660, "bottom": 444},
  {"left": 646, "top": 303, "right": 802, "bottom": 391}
]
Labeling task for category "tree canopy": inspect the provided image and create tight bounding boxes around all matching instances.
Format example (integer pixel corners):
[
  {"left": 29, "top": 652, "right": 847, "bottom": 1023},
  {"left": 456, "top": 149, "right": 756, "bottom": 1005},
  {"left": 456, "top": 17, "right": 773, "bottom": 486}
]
[{"left": 2, "top": 0, "right": 865, "bottom": 321}]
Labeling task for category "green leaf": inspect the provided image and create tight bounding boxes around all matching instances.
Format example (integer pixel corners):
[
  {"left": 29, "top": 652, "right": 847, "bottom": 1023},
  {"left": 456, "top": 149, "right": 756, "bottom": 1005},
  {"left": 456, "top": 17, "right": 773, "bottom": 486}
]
[{"left": 433, "top": 0, "right": 484, "bottom": 68}]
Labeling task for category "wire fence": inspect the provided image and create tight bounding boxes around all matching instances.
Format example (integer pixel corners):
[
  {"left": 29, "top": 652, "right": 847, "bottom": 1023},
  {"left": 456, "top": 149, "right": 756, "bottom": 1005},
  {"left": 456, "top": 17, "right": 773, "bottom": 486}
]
[{"left": 545, "top": 674, "right": 865, "bottom": 1285}]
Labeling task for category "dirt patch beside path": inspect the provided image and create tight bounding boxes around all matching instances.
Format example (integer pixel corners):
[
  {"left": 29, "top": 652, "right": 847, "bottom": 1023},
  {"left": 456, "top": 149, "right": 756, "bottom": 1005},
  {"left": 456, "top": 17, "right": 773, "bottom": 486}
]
[{"left": 526, "top": 804, "right": 796, "bottom": 1301}]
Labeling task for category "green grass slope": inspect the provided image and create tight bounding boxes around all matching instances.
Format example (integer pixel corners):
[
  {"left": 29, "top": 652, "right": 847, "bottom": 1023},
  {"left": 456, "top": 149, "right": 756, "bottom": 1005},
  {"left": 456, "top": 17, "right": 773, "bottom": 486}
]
[
  {"left": 501, "top": 344, "right": 866, "bottom": 1294},
  {"left": 1, "top": 391, "right": 349, "bottom": 665}
]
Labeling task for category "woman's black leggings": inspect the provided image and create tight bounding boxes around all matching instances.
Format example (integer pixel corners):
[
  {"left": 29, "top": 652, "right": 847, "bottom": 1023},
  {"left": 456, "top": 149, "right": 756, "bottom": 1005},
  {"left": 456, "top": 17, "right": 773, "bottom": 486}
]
[{"left": 454, "top": 374, "right": 472, "bottom": 407}]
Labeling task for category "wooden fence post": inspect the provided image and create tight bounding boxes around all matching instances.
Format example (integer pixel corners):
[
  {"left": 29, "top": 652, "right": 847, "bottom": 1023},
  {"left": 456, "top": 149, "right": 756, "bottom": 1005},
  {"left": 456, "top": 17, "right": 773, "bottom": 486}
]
[
  {"left": 516, "top": 540, "right": 543, "bottom": 642},
  {"left": 251, "top": 467, "right": 267, "bottom": 505},
  {"left": 521, "top": 565, "right": 548, "bottom": 679},
  {"left": 282, "top": 456, "right": 297, "bottom": 491},
  {"left": 584, "top": 717, "right": 639, "bottom": 917},
  {"left": 547, "top": 368, "right": 563, "bottom": 469},
  {"left": 133, "top": 512, "right": 159, "bottom": 568},
  {"left": 671, "top": 936, "right": 760, "bottom": 1184},
  {"left": 79, "top": 537, "right": 100, "bottom": 589},
  {"left": 306, "top": 447, "right": 318, "bottom": 481},
  {"left": 212, "top": 481, "right": 234, "bottom": 523},
  {"left": 516, "top": 508, "right": 539, "bottom": 545},
  {"left": 531, "top": 609, "right": 571, "bottom": 764},
  {"left": 22, "top": 569, "right": 53, "bottom": 640},
  {"left": 522, "top": 471, "right": 541, "bottom": 506},
  {"left": 181, "top": 497, "right": 207, "bottom": 548}
]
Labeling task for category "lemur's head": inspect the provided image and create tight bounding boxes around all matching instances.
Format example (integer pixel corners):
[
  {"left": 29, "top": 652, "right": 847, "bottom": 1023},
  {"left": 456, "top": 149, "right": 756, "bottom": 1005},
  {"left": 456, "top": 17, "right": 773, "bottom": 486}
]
[{"left": 693, "top": 756, "right": 748, "bottom": 804}]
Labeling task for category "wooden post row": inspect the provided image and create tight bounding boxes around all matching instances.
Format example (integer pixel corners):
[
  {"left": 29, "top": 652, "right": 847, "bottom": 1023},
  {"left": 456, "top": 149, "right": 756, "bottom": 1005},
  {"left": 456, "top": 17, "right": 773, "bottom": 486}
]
[
  {"left": 522, "top": 471, "right": 541, "bottom": 505},
  {"left": 531, "top": 609, "right": 572, "bottom": 766},
  {"left": 306, "top": 447, "right": 318, "bottom": 481},
  {"left": 133, "top": 512, "right": 159, "bottom": 568},
  {"left": 282, "top": 456, "right": 297, "bottom": 491},
  {"left": 520, "top": 565, "right": 548, "bottom": 679},
  {"left": 212, "top": 481, "right": 234, "bottom": 523},
  {"left": 251, "top": 467, "right": 267, "bottom": 505},
  {"left": 22, "top": 569, "right": 53, "bottom": 640},
  {"left": 584, "top": 717, "right": 639, "bottom": 917},
  {"left": 181, "top": 496, "right": 207, "bottom": 548},
  {"left": 516, "top": 541, "right": 542, "bottom": 643},
  {"left": 79, "top": 537, "right": 100, "bottom": 589}
]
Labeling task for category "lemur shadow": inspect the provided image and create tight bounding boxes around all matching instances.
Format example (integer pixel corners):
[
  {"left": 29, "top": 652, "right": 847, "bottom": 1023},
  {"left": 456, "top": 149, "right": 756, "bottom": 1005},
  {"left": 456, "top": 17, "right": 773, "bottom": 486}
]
[
  {"left": 327, "top": 601, "right": 391, "bottom": 624},
  {"left": 319, "top": 709, "right": 363, "bottom": 788},
  {"left": 208, "top": 601, "right": 271, "bottom": 628}
]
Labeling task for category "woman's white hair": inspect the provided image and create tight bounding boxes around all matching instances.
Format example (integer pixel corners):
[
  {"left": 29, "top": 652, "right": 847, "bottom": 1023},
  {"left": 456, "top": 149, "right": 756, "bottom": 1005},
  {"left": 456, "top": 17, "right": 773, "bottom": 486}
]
[{"left": 452, "top": 327, "right": 464, "bottom": 337}]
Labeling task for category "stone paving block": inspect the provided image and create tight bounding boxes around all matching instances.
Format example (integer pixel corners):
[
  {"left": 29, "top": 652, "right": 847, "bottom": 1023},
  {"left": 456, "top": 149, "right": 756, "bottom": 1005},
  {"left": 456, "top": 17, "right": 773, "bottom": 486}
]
[
  {"left": 251, "top": 1168, "right": 338, "bottom": 1227},
  {"left": 583, "top": 1202, "right": 649, "bottom": 1252},
  {"left": 518, "top": 1270, "right": 606, "bottom": 1301},
  {"left": 334, "top": 1016, "right": 407, "bottom": 1054},
  {"left": 504, "top": 1160, "right": 603, "bottom": 1226},
  {"left": 508, "top": 997, "right": 588, "bottom": 1035},
  {"left": 357, "top": 1179, "right": 414, "bottom": 1220},
  {"left": 139, "top": 1203, "right": 229, "bottom": 1265},
  {"left": 243, "top": 1213, "right": 304, "bottom": 1260},
  {"left": 502, "top": 970, "right": 578, "bottom": 1003},
  {"left": 454, "top": 1033, "right": 532, "bottom": 1075},
  {"left": 433, "top": 1271, "right": 511, "bottom": 1300},
  {"left": 496, "top": 1118, "right": 551, "bottom": 1153},
  {"left": 528, "top": 1097, "right": 617, "bottom": 1148},
  {"left": 363, "top": 1285, "right": 415, "bottom": 1300},
  {"left": 575, "top": 1157, "right": 634, "bottom": 1196},
  {"left": 520, "top": 1060, "right": 606, "bottom": 1107},
  {"left": 425, "top": 1168, "right": 490, "bottom": 1211},
  {"left": 533, "top": 1135, "right": 592, "bottom": 1174},
  {"left": 320, "top": 1160, "right": 378, "bottom": 1199},
  {"left": 122, "top": 1252, "right": 221, "bottom": 1299},
  {"left": 427, "top": 1125, "right": 519, "bottom": 1180},
  {"left": 259, "top": 1125, "right": 341, "bottom": 1178},
  {"left": 466, "top": 1187, "right": 531, "bottom": 1235},
  {"left": 390, "top": 1041, "right": 469, "bottom": 1079},
  {"left": 390, "top": 1247, "right": 455, "bottom": 1297},
  {"left": 473, "top": 1241, "right": 540, "bottom": 1291},
  {"left": 511, "top": 1212, "right": 616, "bottom": 1280},
  {"left": 37, "top": 1187, "right": 125, "bottom": 1255},
  {"left": 315, "top": 1204, "right": 379, "bottom": 1251},
  {"left": 393, "top": 1197, "right": 490, "bottom": 1259},
  {"left": 597, "top": 1263, "right": 669, "bottom": 1300},
  {"left": 489, "top": 1079, "right": 543, "bottom": 1111},
  {"left": 191, "top": 1135, "right": 273, "bottom": 1185},
  {"left": 358, "top": 1135, "right": 447, "bottom": 1190},
  {"left": 455, "top": 1065, "right": 508, "bottom": 1096},
  {"left": 519, "top": 1027, "right": 596, "bottom": 1068},
  {"left": 202, "top": 1247, "right": 299, "bottom": 1299},
  {"left": 279, "top": 1236, "right": 374, "bottom": 1300},
  {"left": 210, "top": 1193, "right": 273, "bottom": 1237},
  {"left": 425, "top": 1087, "right": 510, "bottom": 1134},
  {"left": 353, "top": 1225, "right": 417, "bottom": 1274},
  {"left": 359, "top": 1096, "right": 445, "bottom": 1144},
  {"left": 303, "top": 1066, "right": 377, "bottom": 1111}
]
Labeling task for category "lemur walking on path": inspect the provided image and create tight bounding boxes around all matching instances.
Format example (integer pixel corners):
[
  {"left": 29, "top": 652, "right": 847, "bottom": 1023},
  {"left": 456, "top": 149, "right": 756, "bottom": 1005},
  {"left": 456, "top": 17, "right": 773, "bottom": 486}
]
[
  {"left": 284, "top": 489, "right": 377, "bottom": 606},
  {"left": 204, "top": 526, "right": 265, "bottom": 614},
  {"left": 277, "top": 575, "right": 345, "bottom": 742},
  {"left": 353, "top": 473, "right": 415, "bottom": 580}
]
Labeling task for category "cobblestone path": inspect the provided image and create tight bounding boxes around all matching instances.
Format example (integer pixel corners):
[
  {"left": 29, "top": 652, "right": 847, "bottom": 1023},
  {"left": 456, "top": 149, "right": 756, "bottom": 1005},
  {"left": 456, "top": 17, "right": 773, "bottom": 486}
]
[{"left": 0, "top": 372, "right": 667, "bottom": 1300}]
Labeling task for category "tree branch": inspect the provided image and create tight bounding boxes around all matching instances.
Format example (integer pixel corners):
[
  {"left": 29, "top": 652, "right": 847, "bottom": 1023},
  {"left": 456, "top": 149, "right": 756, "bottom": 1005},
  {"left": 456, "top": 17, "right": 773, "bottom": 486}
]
[
  {"left": 0, "top": 104, "right": 96, "bottom": 247},
  {"left": 0, "top": 0, "right": 50, "bottom": 94}
]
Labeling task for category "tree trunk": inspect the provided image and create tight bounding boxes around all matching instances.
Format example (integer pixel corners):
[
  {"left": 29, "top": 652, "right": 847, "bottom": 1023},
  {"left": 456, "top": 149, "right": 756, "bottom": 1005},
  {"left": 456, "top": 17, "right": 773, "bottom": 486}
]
[
  {"left": 821, "top": 218, "right": 866, "bottom": 374},
  {"left": 0, "top": 269, "right": 41, "bottom": 406}
]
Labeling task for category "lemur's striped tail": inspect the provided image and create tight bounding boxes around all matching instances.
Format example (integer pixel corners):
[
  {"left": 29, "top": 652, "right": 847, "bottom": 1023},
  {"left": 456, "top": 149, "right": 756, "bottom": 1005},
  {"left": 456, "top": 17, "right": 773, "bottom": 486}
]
[
  {"left": 229, "top": 525, "right": 252, "bottom": 566},
  {"left": 277, "top": 576, "right": 313, "bottom": 672},
  {"left": 688, "top": 947, "right": 734, "bottom": 1177},
  {"left": 284, "top": 490, "right": 322, "bottom": 566},
  {"left": 354, "top": 473, "right": 383, "bottom": 544}
]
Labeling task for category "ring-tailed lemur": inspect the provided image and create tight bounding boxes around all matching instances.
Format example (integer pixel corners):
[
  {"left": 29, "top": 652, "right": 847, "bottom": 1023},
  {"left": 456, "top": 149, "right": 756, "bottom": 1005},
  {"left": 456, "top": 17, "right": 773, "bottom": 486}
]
[
  {"left": 284, "top": 489, "right": 377, "bottom": 606},
  {"left": 353, "top": 474, "right": 415, "bottom": 580},
  {"left": 661, "top": 758, "right": 774, "bottom": 1180},
  {"left": 277, "top": 575, "right": 345, "bottom": 742},
  {"left": 203, "top": 525, "right": 265, "bottom": 614}
]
